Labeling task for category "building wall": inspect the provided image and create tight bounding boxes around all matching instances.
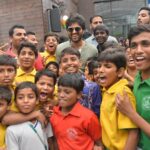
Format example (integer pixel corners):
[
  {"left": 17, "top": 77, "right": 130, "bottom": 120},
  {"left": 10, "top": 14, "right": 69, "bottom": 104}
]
[
  {"left": 0, "top": 0, "right": 45, "bottom": 46},
  {"left": 94, "top": 0, "right": 146, "bottom": 37},
  {"left": 0, "top": 0, "right": 80, "bottom": 46},
  {"left": 78, "top": 0, "right": 94, "bottom": 30}
]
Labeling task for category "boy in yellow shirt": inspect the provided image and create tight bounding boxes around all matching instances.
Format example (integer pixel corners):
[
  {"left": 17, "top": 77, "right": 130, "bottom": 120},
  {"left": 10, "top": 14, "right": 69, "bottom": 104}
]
[
  {"left": 0, "top": 86, "right": 12, "bottom": 149},
  {"left": 40, "top": 33, "right": 59, "bottom": 66},
  {"left": 98, "top": 47, "right": 138, "bottom": 150},
  {"left": 15, "top": 42, "right": 38, "bottom": 85}
]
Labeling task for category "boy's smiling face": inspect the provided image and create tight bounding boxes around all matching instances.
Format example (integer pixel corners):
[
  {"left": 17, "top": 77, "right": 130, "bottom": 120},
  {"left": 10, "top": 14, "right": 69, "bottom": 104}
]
[
  {"left": 60, "top": 54, "right": 80, "bottom": 74},
  {"left": 99, "top": 61, "right": 124, "bottom": 89},
  {"left": 45, "top": 36, "right": 58, "bottom": 54},
  {"left": 130, "top": 32, "right": 150, "bottom": 79},
  {"left": 58, "top": 86, "right": 80, "bottom": 113},
  {"left": 36, "top": 75, "right": 55, "bottom": 103},
  {"left": 18, "top": 47, "right": 36, "bottom": 70}
]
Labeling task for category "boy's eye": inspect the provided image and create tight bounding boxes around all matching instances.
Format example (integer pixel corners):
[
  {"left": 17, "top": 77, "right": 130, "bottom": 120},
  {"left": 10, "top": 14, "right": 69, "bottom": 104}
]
[
  {"left": 71, "top": 57, "right": 77, "bottom": 61},
  {"left": 17, "top": 96, "right": 24, "bottom": 100},
  {"left": 62, "top": 58, "right": 68, "bottom": 63},
  {"left": 8, "top": 68, "right": 15, "bottom": 73},
  {"left": 130, "top": 43, "right": 137, "bottom": 49},
  {"left": 64, "top": 89, "right": 71, "bottom": 94},
  {"left": 28, "top": 94, "right": 35, "bottom": 99},
  {"left": 104, "top": 64, "right": 112, "bottom": 68},
  {"left": 47, "top": 84, "right": 54, "bottom": 87},
  {"left": 0, "top": 69, "right": 4, "bottom": 73},
  {"left": 28, "top": 52, "right": 34, "bottom": 56},
  {"left": 141, "top": 40, "right": 150, "bottom": 47}
]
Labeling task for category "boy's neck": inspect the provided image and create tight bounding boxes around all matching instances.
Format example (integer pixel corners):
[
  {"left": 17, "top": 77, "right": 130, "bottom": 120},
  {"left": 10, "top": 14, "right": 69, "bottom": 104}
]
[
  {"left": 127, "top": 67, "right": 137, "bottom": 78},
  {"left": 21, "top": 67, "right": 34, "bottom": 73},
  {"left": 60, "top": 103, "right": 77, "bottom": 115},
  {"left": 141, "top": 70, "right": 150, "bottom": 80},
  {"left": 46, "top": 50, "right": 55, "bottom": 55}
]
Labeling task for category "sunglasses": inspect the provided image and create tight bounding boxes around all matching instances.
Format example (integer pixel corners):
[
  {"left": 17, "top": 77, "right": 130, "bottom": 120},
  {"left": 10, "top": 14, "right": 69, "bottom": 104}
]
[{"left": 67, "top": 27, "right": 81, "bottom": 32}]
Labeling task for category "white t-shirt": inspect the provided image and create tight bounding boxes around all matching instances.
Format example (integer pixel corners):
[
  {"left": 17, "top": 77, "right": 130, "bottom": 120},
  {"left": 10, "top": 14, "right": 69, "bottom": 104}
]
[{"left": 6, "top": 121, "right": 53, "bottom": 150}]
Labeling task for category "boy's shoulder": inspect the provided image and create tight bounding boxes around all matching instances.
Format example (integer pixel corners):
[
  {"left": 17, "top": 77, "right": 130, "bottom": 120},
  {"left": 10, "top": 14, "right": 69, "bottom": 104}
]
[
  {"left": 53, "top": 102, "right": 96, "bottom": 120},
  {"left": 107, "top": 79, "right": 132, "bottom": 94},
  {"left": 6, "top": 122, "right": 29, "bottom": 136}
]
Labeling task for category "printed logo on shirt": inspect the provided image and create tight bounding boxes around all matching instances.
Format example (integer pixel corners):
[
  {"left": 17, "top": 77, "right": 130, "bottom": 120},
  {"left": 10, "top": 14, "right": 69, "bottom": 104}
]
[
  {"left": 142, "top": 96, "right": 150, "bottom": 111},
  {"left": 66, "top": 128, "right": 78, "bottom": 140}
]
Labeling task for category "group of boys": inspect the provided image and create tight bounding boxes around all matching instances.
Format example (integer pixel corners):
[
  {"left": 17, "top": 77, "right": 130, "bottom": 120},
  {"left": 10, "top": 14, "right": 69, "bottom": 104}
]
[{"left": 0, "top": 6, "right": 150, "bottom": 150}]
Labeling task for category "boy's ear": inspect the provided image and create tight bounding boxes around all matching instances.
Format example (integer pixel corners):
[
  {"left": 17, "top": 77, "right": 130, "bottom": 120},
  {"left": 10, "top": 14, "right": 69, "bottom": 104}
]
[
  {"left": 117, "top": 67, "right": 125, "bottom": 78},
  {"left": 77, "top": 92, "right": 82, "bottom": 100},
  {"left": 79, "top": 59, "right": 82, "bottom": 68},
  {"left": 9, "top": 37, "right": 13, "bottom": 43},
  {"left": 36, "top": 99, "right": 39, "bottom": 105}
]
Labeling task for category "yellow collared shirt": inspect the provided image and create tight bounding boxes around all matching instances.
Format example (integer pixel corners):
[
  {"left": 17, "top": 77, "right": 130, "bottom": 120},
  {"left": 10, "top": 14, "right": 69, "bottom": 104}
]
[
  {"left": 40, "top": 51, "right": 56, "bottom": 66},
  {"left": 100, "top": 79, "right": 137, "bottom": 150},
  {"left": 15, "top": 67, "right": 36, "bottom": 85}
]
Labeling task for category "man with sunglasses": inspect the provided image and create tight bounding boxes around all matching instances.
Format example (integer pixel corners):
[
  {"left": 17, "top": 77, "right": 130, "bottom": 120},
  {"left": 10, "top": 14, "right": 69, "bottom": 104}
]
[{"left": 56, "top": 14, "right": 98, "bottom": 72}]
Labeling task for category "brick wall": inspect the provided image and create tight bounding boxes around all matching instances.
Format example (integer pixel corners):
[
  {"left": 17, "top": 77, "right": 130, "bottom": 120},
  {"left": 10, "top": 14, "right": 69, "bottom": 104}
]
[
  {"left": 0, "top": 0, "right": 46, "bottom": 48},
  {"left": 0, "top": 0, "right": 80, "bottom": 47}
]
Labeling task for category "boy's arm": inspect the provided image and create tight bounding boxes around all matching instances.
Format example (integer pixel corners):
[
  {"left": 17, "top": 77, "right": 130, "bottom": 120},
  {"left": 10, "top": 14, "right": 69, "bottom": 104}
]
[
  {"left": 86, "top": 113, "right": 103, "bottom": 150},
  {"left": 124, "top": 129, "right": 139, "bottom": 150},
  {"left": 116, "top": 91, "right": 150, "bottom": 137},
  {"left": 2, "top": 110, "right": 47, "bottom": 127}
]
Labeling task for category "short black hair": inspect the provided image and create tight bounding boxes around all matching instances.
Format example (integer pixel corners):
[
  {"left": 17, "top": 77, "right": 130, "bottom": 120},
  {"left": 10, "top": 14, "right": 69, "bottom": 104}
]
[
  {"left": 14, "top": 82, "right": 38, "bottom": 101},
  {"left": 89, "top": 15, "right": 103, "bottom": 23},
  {"left": 35, "top": 69, "right": 57, "bottom": 85},
  {"left": 128, "top": 24, "right": 150, "bottom": 46},
  {"left": 93, "top": 25, "right": 109, "bottom": 35},
  {"left": 17, "top": 42, "right": 38, "bottom": 58},
  {"left": 60, "top": 47, "right": 81, "bottom": 63},
  {"left": 58, "top": 73, "right": 84, "bottom": 93},
  {"left": 139, "top": 7, "right": 150, "bottom": 15},
  {"left": 26, "top": 31, "right": 36, "bottom": 36},
  {"left": 0, "top": 86, "right": 12, "bottom": 104},
  {"left": 66, "top": 14, "right": 86, "bottom": 30},
  {"left": 98, "top": 47, "right": 126, "bottom": 70},
  {"left": 9, "top": 24, "right": 25, "bottom": 37},
  {"left": 88, "top": 60, "right": 99, "bottom": 75},
  {"left": 0, "top": 55, "right": 17, "bottom": 71},
  {"left": 44, "top": 32, "right": 59, "bottom": 43}
]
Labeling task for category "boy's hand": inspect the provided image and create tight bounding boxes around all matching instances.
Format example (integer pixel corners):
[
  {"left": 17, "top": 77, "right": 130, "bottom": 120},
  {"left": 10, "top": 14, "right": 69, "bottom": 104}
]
[
  {"left": 94, "top": 139, "right": 104, "bottom": 150},
  {"left": 93, "top": 145, "right": 103, "bottom": 150},
  {"left": 116, "top": 91, "right": 134, "bottom": 116},
  {"left": 0, "top": 146, "right": 6, "bottom": 150},
  {"left": 35, "top": 111, "right": 48, "bottom": 128}
]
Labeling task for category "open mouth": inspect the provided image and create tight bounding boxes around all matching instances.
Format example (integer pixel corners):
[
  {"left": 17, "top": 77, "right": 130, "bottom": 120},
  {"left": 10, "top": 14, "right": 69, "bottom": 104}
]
[
  {"left": 128, "top": 58, "right": 134, "bottom": 64},
  {"left": 135, "top": 56, "right": 145, "bottom": 62},
  {"left": 39, "top": 92, "right": 48, "bottom": 101},
  {"left": 99, "top": 76, "right": 106, "bottom": 84}
]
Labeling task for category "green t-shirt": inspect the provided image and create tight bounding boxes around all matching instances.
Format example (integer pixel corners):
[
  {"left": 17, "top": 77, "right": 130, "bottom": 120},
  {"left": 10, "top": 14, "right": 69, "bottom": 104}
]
[{"left": 133, "top": 72, "right": 150, "bottom": 150}]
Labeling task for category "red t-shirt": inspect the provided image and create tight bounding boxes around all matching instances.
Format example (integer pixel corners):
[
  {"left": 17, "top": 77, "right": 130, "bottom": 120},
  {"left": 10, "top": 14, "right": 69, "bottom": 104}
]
[{"left": 50, "top": 102, "right": 102, "bottom": 150}]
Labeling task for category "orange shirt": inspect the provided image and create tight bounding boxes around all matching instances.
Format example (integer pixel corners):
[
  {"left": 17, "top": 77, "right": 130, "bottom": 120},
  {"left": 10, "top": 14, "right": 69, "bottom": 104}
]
[{"left": 50, "top": 102, "right": 101, "bottom": 150}]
